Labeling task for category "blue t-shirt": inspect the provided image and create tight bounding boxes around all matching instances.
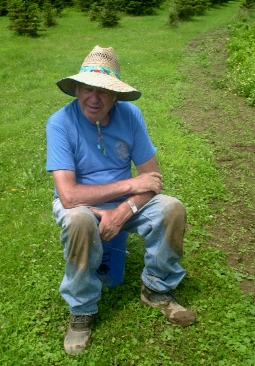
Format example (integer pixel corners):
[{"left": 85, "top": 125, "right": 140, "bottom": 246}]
[{"left": 46, "top": 100, "right": 156, "bottom": 199}]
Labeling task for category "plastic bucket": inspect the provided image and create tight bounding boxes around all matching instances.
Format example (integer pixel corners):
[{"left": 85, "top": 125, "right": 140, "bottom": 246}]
[{"left": 96, "top": 231, "right": 129, "bottom": 288}]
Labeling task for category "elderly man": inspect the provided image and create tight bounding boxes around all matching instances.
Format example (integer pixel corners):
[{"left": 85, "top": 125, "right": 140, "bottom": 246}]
[{"left": 46, "top": 45, "right": 195, "bottom": 355}]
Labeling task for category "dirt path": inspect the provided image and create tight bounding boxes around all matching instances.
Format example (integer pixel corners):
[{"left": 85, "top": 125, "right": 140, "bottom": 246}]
[{"left": 175, "top": 27, "right": 255, "bottom": 294}]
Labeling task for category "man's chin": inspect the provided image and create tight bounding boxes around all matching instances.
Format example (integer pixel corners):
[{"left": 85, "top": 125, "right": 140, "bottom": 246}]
[{"left": 84, "top": 112, "right": 100, "bottom": 124}]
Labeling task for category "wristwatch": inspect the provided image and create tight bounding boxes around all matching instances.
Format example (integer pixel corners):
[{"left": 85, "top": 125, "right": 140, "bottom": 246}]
[{"left": 126, "top": 199, "right": 138, "bottom": 214}]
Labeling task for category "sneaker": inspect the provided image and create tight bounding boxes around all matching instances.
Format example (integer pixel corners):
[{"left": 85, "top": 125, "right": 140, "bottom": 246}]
[
  {"left": 64, "top": 313, "right": 95, "bottom": 355},
  {"left": 141, "top": 284, "right": 196, "bottom": 327}
]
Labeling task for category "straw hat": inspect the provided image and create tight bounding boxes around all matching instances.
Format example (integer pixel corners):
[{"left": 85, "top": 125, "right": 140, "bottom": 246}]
[{"left": 56, "top": 45, "right": 141, "bottom": 101}]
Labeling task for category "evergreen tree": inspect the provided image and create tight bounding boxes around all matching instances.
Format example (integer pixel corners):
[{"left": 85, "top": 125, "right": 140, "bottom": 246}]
[
  {"left": 43, "top": 0, "right": 58, "bottom": 27},
  {"left": 8, "top": 0, "right": 42, "bottom": 37},
  {"left": 88, "top": 0, "right": 120, "bottom": 27},
  {"left": 79, "top": 0, "right": 163, "bottom": 16},
  {"left": 88, "top": 2, "right": 102, "bottom": 21},
  {"left": 122, "top": 0, "right": 164, "bottom": 15},
  {"left": 0, "top": 0, "right": 8, "bottom": 15},
  {"left": 98, "top": 0, "right": 120, "bottom": 27},
  {"left": 168, "top": 0, "right": 209, "bottom": 23},
  {"left": 75, "top": 0, "right": 93, "bottom": 12}
]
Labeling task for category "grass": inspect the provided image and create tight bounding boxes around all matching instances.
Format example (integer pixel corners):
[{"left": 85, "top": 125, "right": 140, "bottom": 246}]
[
  {"left": 1, "top": 1, "right": 255, "bottom": 365},
  {"left": 175, "top": 21, "right": 255, "bottom": 293},
  {"left": 225, "top": 10, "right": 255, "bottom": 105}
]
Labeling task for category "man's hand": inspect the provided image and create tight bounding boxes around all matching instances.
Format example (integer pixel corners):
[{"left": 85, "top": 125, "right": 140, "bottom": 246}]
[
  {"left": 129, "top": 172, "right": 163, "bottom": 195},
  {"left": 90, "top": 206, "right": 131, "bottom": 241}
]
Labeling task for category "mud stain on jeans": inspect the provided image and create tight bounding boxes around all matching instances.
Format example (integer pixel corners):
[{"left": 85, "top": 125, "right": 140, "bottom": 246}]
[
  {"left": 163, "top": 201, "right": 186, "bottom": 256},
  {"left": 68, "top": 214, "right": 95, "bottom": 270}
]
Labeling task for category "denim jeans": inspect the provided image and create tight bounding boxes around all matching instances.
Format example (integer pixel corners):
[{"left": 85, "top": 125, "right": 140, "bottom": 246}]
[{"left": 52, "top": 194, "right": 186, "bottom": 315}]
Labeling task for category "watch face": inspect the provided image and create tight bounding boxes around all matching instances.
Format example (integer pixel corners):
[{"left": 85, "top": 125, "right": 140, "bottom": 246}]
[
  {"left": 127, "top": 200, "right": 138, "bottom": 214},
  {"left": 132, "top": 205, "right": 138, "bottom": 213}
]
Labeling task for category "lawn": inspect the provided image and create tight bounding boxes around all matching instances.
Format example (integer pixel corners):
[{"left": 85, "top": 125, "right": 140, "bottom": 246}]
[{"left": 1, "top": 2, "right": 255, "bottom": 365}]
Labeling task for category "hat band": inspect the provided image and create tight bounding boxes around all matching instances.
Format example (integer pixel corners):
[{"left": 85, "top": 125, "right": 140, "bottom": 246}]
[{"left": 79, "top": 65, "right": 120, "bottom": 79}]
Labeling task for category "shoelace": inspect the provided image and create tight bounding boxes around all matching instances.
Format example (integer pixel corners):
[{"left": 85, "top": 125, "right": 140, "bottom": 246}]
[{"left": 71, "top": 315, "right": 94, "bottom": 329}]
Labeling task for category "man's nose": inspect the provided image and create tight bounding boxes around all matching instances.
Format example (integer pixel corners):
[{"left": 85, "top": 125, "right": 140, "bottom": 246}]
[{"left": 90, "top": 89, "right": 100, "bottom": 102}]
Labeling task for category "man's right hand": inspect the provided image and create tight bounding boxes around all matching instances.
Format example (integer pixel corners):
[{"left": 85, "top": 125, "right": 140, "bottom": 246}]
[{"left": 129, "top": 172, "right": 163, "bottom": 195}]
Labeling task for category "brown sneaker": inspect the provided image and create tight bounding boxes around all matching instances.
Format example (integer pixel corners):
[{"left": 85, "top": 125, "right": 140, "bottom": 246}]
[
  {"left": 141, "top": 284, "right": 196, "bottom": 327},
  {"left": 64, "top": 313, "right": 95, "bottom": 355}
]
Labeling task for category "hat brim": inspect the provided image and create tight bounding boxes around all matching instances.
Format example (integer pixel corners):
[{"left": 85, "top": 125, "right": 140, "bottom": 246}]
[{"left": 56, "top": 72, "right": 141, "bottom": 101}]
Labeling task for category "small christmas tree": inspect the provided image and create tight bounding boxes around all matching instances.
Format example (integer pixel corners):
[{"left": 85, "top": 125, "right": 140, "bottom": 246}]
[
  {"left": 88, "top": 0, "right": 120, "bottom": 27},
  {"left": 98, "top": 1, "right": 120, "bottom": 27},
  {"left": 8, "top": 0, "right": 42, "bottom": 37},
  {"left": 0, "top": 0, "right": 8, "bottom": 15},
  {"left": 43, "top": 0, "right": 58, "bottom": 28}
]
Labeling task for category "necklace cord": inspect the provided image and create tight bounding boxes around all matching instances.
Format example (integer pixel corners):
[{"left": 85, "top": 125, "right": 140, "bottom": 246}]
[{"left": 96, "top": 121, "right": 107, "bottom": 156}]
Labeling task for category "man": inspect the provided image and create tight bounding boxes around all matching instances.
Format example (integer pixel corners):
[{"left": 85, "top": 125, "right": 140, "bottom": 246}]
[{"left": 46, "top": 45, "right": 196, "bottom": 355}]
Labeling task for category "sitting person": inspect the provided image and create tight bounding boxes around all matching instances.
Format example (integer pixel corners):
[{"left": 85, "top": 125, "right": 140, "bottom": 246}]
[{"left": 46, "top": 45, "right": 196, "bottom": 355}]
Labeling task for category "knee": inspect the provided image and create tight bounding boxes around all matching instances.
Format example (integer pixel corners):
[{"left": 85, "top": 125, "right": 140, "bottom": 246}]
[
  {"left": 63, "top": 208, "right": 99, "bottom": 268},
  {"left": 160, "top": 196, "right": 186, "bottom": 223},
  {"left": 63, "top": 208, "right": 98, "bottom": 250},
  {"left": 170, "top": 198, "right": 186, "bottom": 222},
  {"left": 65, "top": 207, "right": 96, "bottom": 233},
  {"left": 161, "top": 197, "right": 186, "bottom": 256}
]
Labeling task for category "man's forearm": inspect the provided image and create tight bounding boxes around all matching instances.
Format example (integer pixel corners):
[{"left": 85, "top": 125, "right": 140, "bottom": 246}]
[
  {"left": 126, "top": 191, "right": 155, "bottom": 211},
  {"left": 59, "top": 179, "right": 133, "bottom": 208},
  {"left": 61, "top": 183, "right": 155, "bottom": 210},
  {"left": 53, "top": 169, "right": 163, "bottom": 209},
  {"left": 114, "top": 191, "right": 155, "bottom": 225}
]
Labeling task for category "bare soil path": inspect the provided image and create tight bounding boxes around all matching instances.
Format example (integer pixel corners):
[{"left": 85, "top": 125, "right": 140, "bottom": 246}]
[{"left": 175, "top": 27, "right": 255, "bottom": 294}]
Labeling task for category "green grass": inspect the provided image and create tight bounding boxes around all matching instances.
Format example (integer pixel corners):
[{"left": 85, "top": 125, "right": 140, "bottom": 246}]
[
  {"left": 225, "top": 9, "right": 255, "bottom": 105},
  {"left": 1, "top": 2, "right": 255, "bottom": 365}
]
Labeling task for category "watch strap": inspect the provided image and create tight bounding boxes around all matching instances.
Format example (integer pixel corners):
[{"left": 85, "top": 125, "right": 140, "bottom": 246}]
[{"left": 126, "top": 199, "right": 138, "bottom": 214}]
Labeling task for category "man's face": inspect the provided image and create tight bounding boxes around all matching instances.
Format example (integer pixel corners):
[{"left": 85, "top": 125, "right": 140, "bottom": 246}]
[{"left": 76, "top": 83, "right": 116, "bottom": 125}]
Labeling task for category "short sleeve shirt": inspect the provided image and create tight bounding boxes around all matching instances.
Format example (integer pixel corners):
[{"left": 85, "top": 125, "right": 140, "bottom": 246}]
[{"left": 46, "top": 100, "right": 156, "bottom": 197}]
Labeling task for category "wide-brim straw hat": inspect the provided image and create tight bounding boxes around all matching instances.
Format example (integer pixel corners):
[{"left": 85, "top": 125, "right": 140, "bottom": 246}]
[{"left": 56, "top": 45, "right": 141, "bottom": 102}]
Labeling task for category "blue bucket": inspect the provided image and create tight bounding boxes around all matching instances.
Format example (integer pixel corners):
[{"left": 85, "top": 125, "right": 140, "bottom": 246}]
[{"left": 96, "top": 231, "right": 129, "bottom": 288}]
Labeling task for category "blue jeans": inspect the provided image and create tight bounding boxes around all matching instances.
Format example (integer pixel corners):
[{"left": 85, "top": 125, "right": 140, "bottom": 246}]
[{"left": 52, "top": 194, "right": 186, "bottom": 315}]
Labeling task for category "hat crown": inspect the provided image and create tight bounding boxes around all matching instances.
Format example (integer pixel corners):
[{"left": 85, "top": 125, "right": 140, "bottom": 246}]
[{"left": 82, "top": 46, "right": 120, "bottom": 74}]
